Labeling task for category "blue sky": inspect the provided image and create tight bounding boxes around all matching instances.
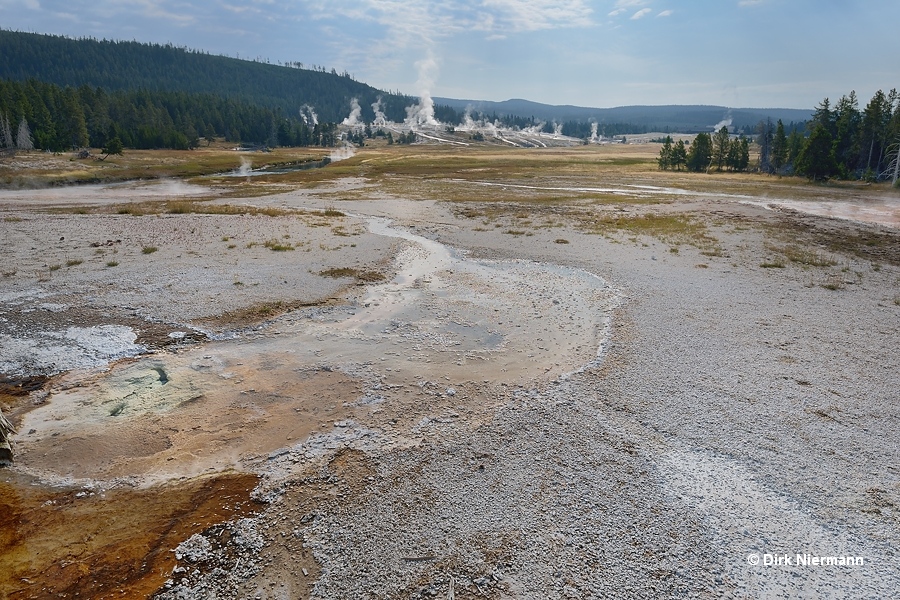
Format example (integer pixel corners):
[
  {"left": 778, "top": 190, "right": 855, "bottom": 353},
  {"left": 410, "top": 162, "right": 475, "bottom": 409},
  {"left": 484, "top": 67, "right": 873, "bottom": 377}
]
[{"left": 3, "top": 0, "right": 897, "bottom": 109}]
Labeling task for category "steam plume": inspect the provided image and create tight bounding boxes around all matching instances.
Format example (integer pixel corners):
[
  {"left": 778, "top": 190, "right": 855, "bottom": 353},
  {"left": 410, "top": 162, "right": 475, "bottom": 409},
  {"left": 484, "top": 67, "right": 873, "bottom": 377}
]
[
  {"left": 329, "top": 145, "right": 356, "bottom": 162},
  {"left": 342, "top": 98, "right": 363, "bottom": 127},
  {"left": 371, "top": 97, "right": 387, "bottom": 127},
  {"left": 300, "top": 105, "right": 319, "bottom": 126},
  {"left": 713, "top": 110, "right": 733, "bottom": 131},
  {"left": 404, "top": 54, "right": 440, "bottom": 129}
]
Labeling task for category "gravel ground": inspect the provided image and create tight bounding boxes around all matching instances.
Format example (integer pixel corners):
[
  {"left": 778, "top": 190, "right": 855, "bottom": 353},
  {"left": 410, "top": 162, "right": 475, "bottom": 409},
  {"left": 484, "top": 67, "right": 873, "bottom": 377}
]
[
  {"left": 3, "top": 176, "right": 898, "bottom": 598},
  {"left": 156, "top": 188, "right": 899, "bottom": 599}
]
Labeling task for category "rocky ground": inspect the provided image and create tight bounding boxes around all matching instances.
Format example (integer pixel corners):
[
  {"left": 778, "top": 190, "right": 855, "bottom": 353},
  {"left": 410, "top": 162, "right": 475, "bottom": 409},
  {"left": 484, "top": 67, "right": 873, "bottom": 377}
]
[{"left": 1, "top": 169, "right": 899, "bottom": 599}]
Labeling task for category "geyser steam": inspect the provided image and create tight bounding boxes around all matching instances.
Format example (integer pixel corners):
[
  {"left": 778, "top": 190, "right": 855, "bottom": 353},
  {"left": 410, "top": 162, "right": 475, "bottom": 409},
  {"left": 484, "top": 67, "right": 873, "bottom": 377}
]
[
  {"left": 372, "top": 97, "right": 387, "bottom": 128},
  {"left": 342, "top": 98, "right": 363, "bottom": 127},
  {"left": 404, "top": 54, "right": 440, "bottom": 129},
  {"left": 300, "top": 105, "right": 319, "bottom": 127}
]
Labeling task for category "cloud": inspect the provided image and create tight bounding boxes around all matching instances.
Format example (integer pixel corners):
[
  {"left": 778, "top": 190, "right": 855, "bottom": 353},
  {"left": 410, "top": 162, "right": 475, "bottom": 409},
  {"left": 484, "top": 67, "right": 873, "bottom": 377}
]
[
  {"left": 657, "top": 10, "right": 673, "bottom": 17},
  {"left": 303, "top": 0, "right": 594, "bottom": 42},
  {"left": 480, "top": 0, "right": 594, "bottom": 32},
  {"left": 631, "top": 8, "right": 652, "bottom": 19}
]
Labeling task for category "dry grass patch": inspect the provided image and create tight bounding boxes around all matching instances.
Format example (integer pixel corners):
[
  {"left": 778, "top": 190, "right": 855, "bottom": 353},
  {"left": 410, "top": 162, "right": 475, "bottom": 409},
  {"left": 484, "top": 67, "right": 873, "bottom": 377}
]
[
  {"left": 765, "top": 243, "right": 836, "bottom": 267},
  {"left": 760, "top": 260, "right": 786, "bottom": 268},
  {"left": 318, "top": 267, "right": 385, "bottom": 282},
  {"left": 263, "top": 239, "right": 295, "bottom": 252},
  {"left": 211, "top": 299, "right": 325, "bottom": 326},
  {"left": 582, "top": 212, "right": 721, "bottom": 251}
]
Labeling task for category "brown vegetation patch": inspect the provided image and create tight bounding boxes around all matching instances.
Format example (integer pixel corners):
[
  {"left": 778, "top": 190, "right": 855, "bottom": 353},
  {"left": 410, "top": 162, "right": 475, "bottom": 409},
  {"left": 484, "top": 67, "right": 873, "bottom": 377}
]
[
  {"left": 770, "top": 213, "right": 900, "bottom": 266},
  {"left": 0, "top": 472, "right": 261, "bottom": 599},
  {"left": 319, "top": 267, "right": 386, "bottom": 282},
  {"left": 208, "top": 298, "right": 334, "bottom": 327}
]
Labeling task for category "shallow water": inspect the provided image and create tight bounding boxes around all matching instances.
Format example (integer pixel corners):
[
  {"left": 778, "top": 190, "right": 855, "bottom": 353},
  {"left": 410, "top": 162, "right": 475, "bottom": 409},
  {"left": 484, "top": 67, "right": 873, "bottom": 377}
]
[
  {"left": 13, "top": 215, "right": 619, "bottom": 484},
  {"left": 466, "top": 179, "right": 900, "bottom": 228},
  {"left": 741, "top": 197, "right": 900, "bottom": 228}
]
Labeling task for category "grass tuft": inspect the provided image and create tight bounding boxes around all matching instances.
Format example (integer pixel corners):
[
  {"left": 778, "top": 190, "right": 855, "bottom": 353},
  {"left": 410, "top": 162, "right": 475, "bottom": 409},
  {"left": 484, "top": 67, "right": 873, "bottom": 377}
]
[
  {"left": 264, "top": 239, "right": 294, "bottom": 251},
  {"left": 142, "top": 246, "right": 158, "bottom": 254}
]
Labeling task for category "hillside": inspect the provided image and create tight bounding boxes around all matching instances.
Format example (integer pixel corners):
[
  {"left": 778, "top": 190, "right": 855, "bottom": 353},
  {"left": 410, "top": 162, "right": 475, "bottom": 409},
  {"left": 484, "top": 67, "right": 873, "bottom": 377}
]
[{"left": 0, "top": 29, "right": 420, "bottom": 124}]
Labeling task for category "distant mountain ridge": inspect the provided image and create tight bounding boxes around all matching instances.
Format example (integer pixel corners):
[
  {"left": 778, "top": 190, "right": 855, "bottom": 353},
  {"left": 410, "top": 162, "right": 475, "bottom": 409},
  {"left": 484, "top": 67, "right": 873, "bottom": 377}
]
[
  {"left": 1, "top": 29, "right": 811, "bottom": 134},
  {"left": 435, "top": 97, "right": 812, "bottom": 133}
]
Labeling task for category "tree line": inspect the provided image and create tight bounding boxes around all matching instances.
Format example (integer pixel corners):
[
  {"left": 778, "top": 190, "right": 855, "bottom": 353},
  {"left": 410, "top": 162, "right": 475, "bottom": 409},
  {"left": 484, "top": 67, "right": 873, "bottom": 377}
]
[
  {"left": 0, "top": 78, "right": 340, "bottom": 151},
  {"left": 657, "top": 89, "right": 900, "bottom": 183},
  {"left": 657, "top": 129, "right": 751, "bottom": 172},
  {"left": 758, "top": 89, "right": 900, "bottom": 181}
]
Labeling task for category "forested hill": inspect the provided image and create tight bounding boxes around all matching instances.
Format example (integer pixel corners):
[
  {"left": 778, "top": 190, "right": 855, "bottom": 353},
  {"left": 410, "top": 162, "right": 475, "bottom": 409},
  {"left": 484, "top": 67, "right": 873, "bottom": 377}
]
[{"left": 0, "top": 29, "right": 421, "bottom": 123}]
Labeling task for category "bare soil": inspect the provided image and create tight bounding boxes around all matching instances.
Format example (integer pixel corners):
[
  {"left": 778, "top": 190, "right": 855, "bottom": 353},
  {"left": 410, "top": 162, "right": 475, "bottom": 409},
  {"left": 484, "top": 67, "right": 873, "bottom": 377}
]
[{"left": 1, "top": 144, "right": 899, "bottom": 598}]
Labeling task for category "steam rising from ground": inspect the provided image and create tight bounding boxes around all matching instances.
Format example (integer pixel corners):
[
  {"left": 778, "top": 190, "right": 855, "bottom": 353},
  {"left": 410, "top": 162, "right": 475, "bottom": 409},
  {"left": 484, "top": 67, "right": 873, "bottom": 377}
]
[
  {"left": 404, "top": 55, "right": 440, "bottom": 128},
  {"left": 330, "top": 56, "right": 583, "bottom": 147},
  {"left": 329, "top": 145, "right": 356, "bottom": 162},
  {"left": 713, "top": 111, "right": 733, "bottom": 131},
  {"left": 300, "top": 105, "right": 319, "bottom": 127},
  {"left": 342, "top": 98, "right": 363, "bottom": 128},
  {"left": 371, "top": 97, "right": 387, "bottom": 128}
]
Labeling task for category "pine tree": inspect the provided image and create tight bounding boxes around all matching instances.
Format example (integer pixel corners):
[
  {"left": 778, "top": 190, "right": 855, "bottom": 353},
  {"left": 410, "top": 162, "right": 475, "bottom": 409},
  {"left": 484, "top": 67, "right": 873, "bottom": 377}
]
[
  {"left": 756, "top": 118, "right": 774, "bottom": 173},
  {"left": 712, "top": 126, "right": 730, "bottom": 171},
  {"left": 832, "top": 92, "right": 860, "bottom": 176},
  {"left": 657, "top": 136, "right": 673, "bottom": 170},
  {"left": 672, "top": 140, "right": 687, "bottom": 171},
  {"left": 795, "top": 124, "right": 837, "bottom": 180},
  {"left": 772, "top": 120, "right": 787, "bottom": 170},
  {"left": 687, "top": 132, "right": 712, "bottom": 172},
  {"left": 15, "top": 118, "right": 33, "bottom": 150},
  {"left": 737, "top": 136, "right": 750, "bottom": 171},
  {"left": 0, "top": 113, "right": 12, "bottom": 150}
]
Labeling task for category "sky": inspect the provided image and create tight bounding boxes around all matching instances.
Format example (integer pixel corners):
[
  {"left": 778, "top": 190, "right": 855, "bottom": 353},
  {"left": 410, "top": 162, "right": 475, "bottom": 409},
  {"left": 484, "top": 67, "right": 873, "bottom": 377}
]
[{"left": 2, "top": 0, "right": 898, "bottom": 110}]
